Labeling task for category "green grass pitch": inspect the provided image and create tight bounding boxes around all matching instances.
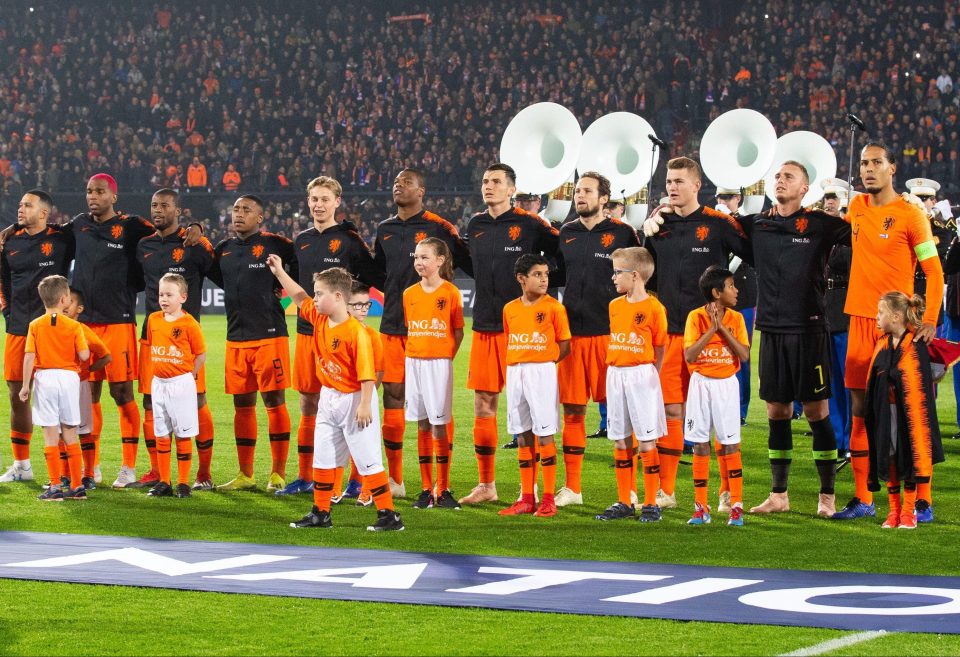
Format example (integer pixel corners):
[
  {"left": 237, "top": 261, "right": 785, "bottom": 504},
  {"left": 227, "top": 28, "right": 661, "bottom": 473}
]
[{"left": 0, "top": 315, "right": 959, "bottom": 656}]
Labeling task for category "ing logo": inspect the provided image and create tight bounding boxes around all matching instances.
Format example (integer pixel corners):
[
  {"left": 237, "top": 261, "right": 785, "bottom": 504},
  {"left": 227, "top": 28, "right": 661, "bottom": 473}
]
[
  {"left": 795, "top": 217, "right": 808, "bottom": 234},
  {"left": 328, "top": 239, "right": 341, "bottom": 254},
  {"left": 601, "top": 233, "right": 615, "bottom": 249},
  {"left": 111, "top": 225, "right": 123, "bottom": 240},
  {"left": 252, "top": 245, "right": 265, "bottom": 259},
  {"left": 436, "top": 298, "right": 447, "bottom": 311},
  {"left": 695, "top": 225, "right": 709, "bottom": 242},
  {"left": 171, "top": 248, "right": 185, "bottom": 263},
  {"left": 414, "top": 231, "right": 427, "bottom": 243},
  {"left": 509, "top": 225, "right": 522, "bottom": 242},
  {"left": 40, "top": 242, "right": 53, "bottom": 257}
]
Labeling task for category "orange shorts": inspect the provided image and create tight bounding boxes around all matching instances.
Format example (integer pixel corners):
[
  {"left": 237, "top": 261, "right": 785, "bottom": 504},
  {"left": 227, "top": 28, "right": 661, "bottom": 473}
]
[
  {"left": 467, "top": 331, "right": 508, "bottom": 393},
  {"left": 659, "top": 333, "right": 691, "bottom": 405},
  {"left": 292, "top": 332, "right": 322, "bottom": 394},
  {"left": 845, "top": 315, "right": 884, "bottom": 390},
  {"left": 89, "top": 323, "right": 138, "bottom": 383},
  {"left": 4, "top": 334, "right": 26, "bottom": 381},
  {"left": 381, "top": 334, "right": 407, "bottom": 384},
  {"left": 558, "top": 335, "right": 609, "bottom": 405},
  {"left": 138, "top": 340, "right": 207, "bottom": 395},
  {"left": 224, "top": 337, "right": 291, "bottom": 395}
]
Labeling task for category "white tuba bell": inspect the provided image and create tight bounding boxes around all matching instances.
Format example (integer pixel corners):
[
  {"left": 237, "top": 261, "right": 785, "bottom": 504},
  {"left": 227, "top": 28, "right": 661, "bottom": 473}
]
[
  {"left": 577, "top": 112, "right": 660, "bottom": 229},
  {"left": 500, "top": 103, "right": 583, "bottom": 196},
  {"left": 763, "top": 131, "right": 838, "bottom": 208},
  {"left": 700, "top": 109, "right": 778, "bottom": 215}
]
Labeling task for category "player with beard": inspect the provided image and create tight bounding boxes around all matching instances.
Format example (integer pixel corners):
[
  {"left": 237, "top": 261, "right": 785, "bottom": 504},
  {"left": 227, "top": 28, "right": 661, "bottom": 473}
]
[
  {"left": 552, "top": 171, "right": 639, "bottom": 507},
  {"left": 277, "top": 176, "right": 381, "bottom": 497},
  {"left": 135, "top": 188, "right": 216, "bottom": 489},
  {"left": 373, "top": 169, "right": 470, "bottom": 498},
  {"left": 459, "top": 163, "right": 559, "bottom": 506}
]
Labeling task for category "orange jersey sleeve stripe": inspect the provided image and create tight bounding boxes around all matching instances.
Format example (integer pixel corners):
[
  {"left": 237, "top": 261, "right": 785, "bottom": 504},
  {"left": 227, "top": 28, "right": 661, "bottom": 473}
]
[
  {"left": 683, "top": 306, "right": 746, "bottom": 378},
  {"left": 845, "top": 195, "right": 935, "bottom": 318},
  {"left": 403, "top": 280, "right": 464, "bottom": 358},
  {"left": 25, "top": 313, "right": 88, "bottom": 372},
  {"left": 503, "top": 295, "right": 570, "bottom": 365},
  {"left": 606, "top": 296, "right": 668, "bottom": 367}
]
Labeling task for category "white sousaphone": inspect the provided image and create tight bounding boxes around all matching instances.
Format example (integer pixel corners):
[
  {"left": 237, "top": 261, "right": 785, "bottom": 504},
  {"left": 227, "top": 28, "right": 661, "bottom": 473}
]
[
  {"left": 763, "top": 131, "right": 838, "bottom": 208},
  {"left": 700, "top": 108, "right": 778, "bottom": 215},
  {"left": 500, "top": 102, "right": 582, "bottom": 222},
  {"left": 576, "top": 112, "right": 660, "bottom": 229}
]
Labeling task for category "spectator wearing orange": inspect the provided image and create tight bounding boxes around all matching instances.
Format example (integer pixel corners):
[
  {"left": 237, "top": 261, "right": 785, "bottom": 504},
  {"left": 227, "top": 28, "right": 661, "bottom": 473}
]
[
  {"left": 222, "top": 164, "right": 241, "bottom": 192},
  {"left": 187, "top": 157, "right": 207, "bottom": 191}
]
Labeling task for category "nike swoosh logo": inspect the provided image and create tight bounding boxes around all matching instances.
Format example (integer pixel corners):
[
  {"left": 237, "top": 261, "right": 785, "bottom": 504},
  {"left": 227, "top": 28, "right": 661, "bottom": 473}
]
[
  {"left": 539, "top": 424, "right": 550, "bottom": 430},
  {"left": 726, "top": 434, "right": 735, "bottom": 439},
  {"left": 473, "top": 232, "right": 484, "bottom": 238},
  {"left": 645, "top": 429, "right": 654, "bottom": 434},
  {"left": 143, "top": 253, "right": 153, "bottom": 259},
  {"left": 364, "top": 463, "right": 377, "bottom": 469},
  {"left": 814, "top": 385, "right": 827, "bottom": 393},
  {"left": 80, "top": 227, "right": 90, "bottom": 232},
  {"left": 565, "top": 238, "right": 576, "bottom": 243},
  {"left": 6, "top": 251, "right": 17, "bottom": 257},
  {"left": 383, "top": 235, "right": 393, "bottom": 241},
  {"left": 221, "top": 251, "right": 232, "bottom": 256},
  {"left": 300, "top": 244, "right": 310, "bottom": 249}
]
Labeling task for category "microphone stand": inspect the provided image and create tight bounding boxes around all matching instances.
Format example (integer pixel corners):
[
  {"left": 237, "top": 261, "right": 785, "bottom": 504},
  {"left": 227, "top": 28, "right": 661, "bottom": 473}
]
[
  {"left": 845, "top": 114, "right": 864, "bottom": 194},
  {"left": 642, "top": 134, "right": 666, "bottom": 246}
]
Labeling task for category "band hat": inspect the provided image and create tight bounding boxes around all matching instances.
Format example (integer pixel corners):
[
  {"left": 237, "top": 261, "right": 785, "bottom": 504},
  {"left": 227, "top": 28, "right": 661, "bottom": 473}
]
[
  {"left": 606, "top": 195, "right": 625, "bottom": 205},
  {"left": 514, "top": 191, "right": 541, "bottom": 201},
  {"left": 905, "top": 178, "right": 941, "bottom": 197},
  {"left": 819, "top": 177, "right": 850, "bottom": 197},
  {"left": 715, "top": 187, "right": 742, "bottom": 195}
]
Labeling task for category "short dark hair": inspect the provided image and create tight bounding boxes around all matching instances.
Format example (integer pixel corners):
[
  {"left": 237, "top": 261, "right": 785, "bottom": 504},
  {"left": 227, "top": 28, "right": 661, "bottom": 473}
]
[
  {"left": 514, "top": 253, "right": 549, "bottom": 276},
  {"left": 68, "top": 286, "right": 84, "bottom": 306},
  {"left": 699, "top": 265, "right": 733, "bottom": 302},
  {"left": 25, "top": 189, "right": 53, "bottom": 209},
  {"left": 313, "top": 267, "right": 352, "bottom": 298},
  {"left": 667, "top": 156, "right": 702, "bottom": 180},
  {"left": 486, "top": 163, "right": 517, "bottom": 186},
  {"left": 238, "top": 194, "right": 265, "bottom": 209},
  {"left": 350, "top": 280, "right": 371, "bottom": 297},
  {"left": 862, "top": 141, "right": 896, "bottom": 165},
  {"left": 780, "top": 160, "right": 810, "bottom": 184},
  {"left": 578, "top": 171, "right": 611, "bottom": 200},
  {"left": 399, "top": 168, "right": 427, "bottom": 190},
  {"left": 154, "top": 187, "right": 180, "bottom": 207}
]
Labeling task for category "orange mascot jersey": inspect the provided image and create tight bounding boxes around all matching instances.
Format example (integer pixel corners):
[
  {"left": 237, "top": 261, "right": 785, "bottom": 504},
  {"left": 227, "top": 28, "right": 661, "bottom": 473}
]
[
  {"left": 683, "top": 306, "right": 748, "bottom": 378},
  {"left": 502, "top": 295, "right": 571, "bottom": 365},
  {"left": 606, "top": 295, "right": 667, "bottom": 367},
  {"left": 25, "top": 313, "right": 88, "bottom": 372},
  {"left": 300, "top": 297, "right": 375, "bottom": 394},
  {"left": 403, "top": 280, "right": 464, "bottom": 359},
  {"left": 145, "top": 311, "right": 206, "bottom": 379}
]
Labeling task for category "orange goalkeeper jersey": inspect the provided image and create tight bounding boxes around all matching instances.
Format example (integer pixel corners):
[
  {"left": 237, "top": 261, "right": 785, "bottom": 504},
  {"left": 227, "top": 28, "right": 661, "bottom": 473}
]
[{"left": 845, "top": 194, "right": 941, "bottom": 323}]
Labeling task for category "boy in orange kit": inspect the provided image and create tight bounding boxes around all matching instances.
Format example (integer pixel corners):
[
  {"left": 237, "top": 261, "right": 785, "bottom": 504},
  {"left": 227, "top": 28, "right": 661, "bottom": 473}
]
[
  {"left": 266, "top": 256, "right": 404, "bottom": 531},
  {"left": 499, "top": 254, "right": 571, "bottom": 518},
  {"left": 143, "top": 273, "right": 206, "bottom": 498},
  {"left": 20, "top": 275, "right": 90, "bottom": 501},
  {"left": 683, "top": 266, "right": 750, "bottom": 526},
  {"left": 595, "top": 247, "right": 668, "bottom": 522}
]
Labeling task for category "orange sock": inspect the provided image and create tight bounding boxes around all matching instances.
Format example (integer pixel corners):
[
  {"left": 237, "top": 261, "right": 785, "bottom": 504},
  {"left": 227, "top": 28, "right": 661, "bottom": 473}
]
[
  {"left": 434, "top": 432, "right": 451, "bottom": 493},
  {"left": 349, "top": 458, "right": 360, "bottom": 482},
  {"left": 156, "top": 436, "right": 172, "bottom": 484},
  {"left": 715, "top": 438, "right": 729, "bottom": 493},
  {"left": 175, "top": 439, "right": 192, "bottom": 486},
  {"left": 417, "top": 426, "right": 434, "bottom": 491},
  {"left": 540, "top": 441, "right": 557, "bottom": 497},
  {"left": 473, "top": 415, "right": 498, "bottom": 484},
  {"left": 118, "top": 400, "right": 141, "bottom": 469},
  {"left": 850, "top": 416, "right": 872, "bottom": 504},
  {"left": 10, "top": 429, "right": 31, "bottom": 461},
  {"left": 917, "top": 474, "right": 932, "bottom": 505},
  {"left": 44, "top": 445, "right": 61, "bottom": 485},
  {"left": 724, "top": 451, "right": 743, "bottom": 506},
  {"left": 614, "top": 447, "right": 633, "bottom": 505},
  {"left": 296, "top": 414, "right": 316, "bottom": 482},
  {"left": 366, "top": 470, "right": 394, "bottom": 511},
  {"left": 312, "top": 467, "right": 335, "bottom": 512},
  {"left": 266, "top": 404, "right": 291, "bottom": 478},
  {"left": 517, "top": 445, "right": 537, "bottom": 502},
  {"left": 693, "top": 453, "right": 710, "bottom": 507},
  {"left": 887, "top": 468, "right": 901, "bottom": 514},
  {"left": 630, "top": 437, "right": 639, "bottom": 498},
  {"left": 903, "top": 484, "right": 917, "bottom": 516},
  {"left": 58, "top": 442, "right": 68, "bottom": 476},
  {"left": 658, "top": 419, "right": 684, "bottom": 496},
  {"left": 382, "top": 409, "right": 405, "bottom": 484},
  {"left": 65, "top": 442, "right": 83, "bottom": 489},
  {"left": 196, "top": 404, "right": 214, "bottom": 481},
  {"left": 80, "top": 435, "right": 96, "bottom": 477},
  {"left": 640, "top": 448, "right": 660, "bottom": 506},
  {"left": 234, "top": 405, "right": 258, "bottom": 477},
  {"left": 446, "top": 417, "right": 455, "bottom": 448},
  {"left": 332, "top": 466, "right": 344, "bottom": 499},
  {"left": 143, "top": 409, "right": 158, "bottom": 474},
  {"left": 92, "top": 400, "right": 103, "bottom": 467},
  {"left": 561, "top": 413, "right": 586, "bottom": 494}
]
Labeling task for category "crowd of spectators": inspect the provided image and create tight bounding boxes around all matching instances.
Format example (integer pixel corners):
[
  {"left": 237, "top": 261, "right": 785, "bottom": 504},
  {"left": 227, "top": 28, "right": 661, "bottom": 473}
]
[{"left": 0, "top": 0, "right": 957, "bottom": 245}]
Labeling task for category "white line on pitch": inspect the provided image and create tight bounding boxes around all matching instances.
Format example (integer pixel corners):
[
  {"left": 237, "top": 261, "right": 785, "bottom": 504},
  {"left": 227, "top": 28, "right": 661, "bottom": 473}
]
[{"left": 779, "top": 630, "right": 890, "bottom": 656}]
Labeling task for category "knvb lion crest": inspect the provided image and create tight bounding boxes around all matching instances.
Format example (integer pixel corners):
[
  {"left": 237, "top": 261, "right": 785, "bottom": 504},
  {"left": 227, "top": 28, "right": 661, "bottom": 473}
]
[
  {"left": 414, "top": 231, "right": 428, "bottom": 243},
  {"left": 252, "top": 245, "right": 265, "bottom": 259},
  {"left": 171, "top": 248, "right": 185, "bottom": 263},
  {"left": 883, "top": 216, "right": 895, "bottom": 231},
  {"left": 111, "top": 225, "right": 123, "bottom": 240},
  {"left": 535, "top": 312, "right": 545, "bottom": 323},
  {"left": 509, "top": 225, "right": 522, "bottom": 242},
  {"left": 695, "top": 225, "right": 709, "bottom": 242},
  {"left": 634, "top": 313, "right": 645, "bottom": 325},
  {"left": 436, "top": 298, "right": 447, "bottom": 310},
  {"left": 171, "top": 327, "right": 182, "bottom": 339},
  {"left": 331, "top": 337, "right": 341, "bottom": 350},
  {"left": 601, "top": 233, "right": 615, "bottom": 249},
  {"left": 40, "top": 242, "right": 53, "bottom": 257},
  {"left": 795, "top": 217, "right": 809, "bottom": 234},
  {"left": 328, "top": 239, "right": 341, "bottom": 254}
]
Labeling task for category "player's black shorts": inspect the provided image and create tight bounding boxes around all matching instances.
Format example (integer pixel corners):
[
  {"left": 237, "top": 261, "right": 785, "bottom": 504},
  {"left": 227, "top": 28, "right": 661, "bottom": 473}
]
[{"left": 758, "top": 330, "right": 832, "bottom": 403}]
